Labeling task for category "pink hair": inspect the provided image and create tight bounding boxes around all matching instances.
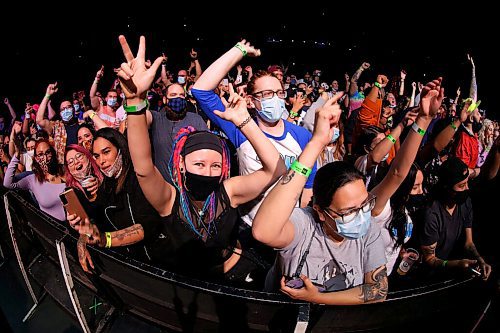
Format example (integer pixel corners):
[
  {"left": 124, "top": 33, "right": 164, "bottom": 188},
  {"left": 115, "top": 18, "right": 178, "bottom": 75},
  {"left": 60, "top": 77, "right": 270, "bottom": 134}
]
[{"left": 64, "top": 144, "right": 104, "bottom": 193}]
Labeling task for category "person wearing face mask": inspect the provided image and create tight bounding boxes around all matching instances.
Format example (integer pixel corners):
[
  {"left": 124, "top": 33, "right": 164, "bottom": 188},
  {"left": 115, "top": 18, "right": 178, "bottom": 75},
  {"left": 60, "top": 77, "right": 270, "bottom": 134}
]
[
  {"left": 3, "top": 139, "right": 66, "bottom": 221},
  {"left": 19, "top": 137, "right": 36, "bottom": 172},
  {"left": 317, "top": 124, "right": 345, "bottom": 168},
  {"left": 192, "top": 40, "right": 317, "bottom": 222},
  {"left": 89, "top": 66, "right": 126, "bottom": 130},
  {"left": 116, "top": 35, "right": 286, "bottom": 283},
  {"left": 453, "top": 102, "right": 481, "bottom": 178},
  {"left": 68, "top": 128, "right": 168, "bottom": 268},
  {"left": 36, "top": 83, "right": 80, "bottom": 165},
  {"left": 137, "top": 83, "right": 207, "bottom": 184},
  {"left": 253, "top": 77, "right": 445, "bottom": 303},
  {"left": 77, "top": 123, "right": 96, "bottom": 151},
  {"left": 420, "top": 156, "right": 491, "bottom": 281}
]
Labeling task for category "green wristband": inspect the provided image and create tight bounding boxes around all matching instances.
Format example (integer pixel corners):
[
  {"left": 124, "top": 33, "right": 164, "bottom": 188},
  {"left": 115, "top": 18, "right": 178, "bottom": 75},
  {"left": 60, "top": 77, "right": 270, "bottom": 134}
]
[
  {"left": 234, "top": 43, "right": 247, "bottom": 57},
  {"left": 290, "top": 160, "right": 312, "bottom": 178},
  {"left": 411, "top": 123, "right": 426, "bottom": 136},
  {"left": 450, "top": 121, "right": 458, "bottom": 131},
  {"left": 44, "top": 94, "right": 51, "bottom": 99},
  {"left": 124, "top": 99, "right": 149, "bottom": 113},
  {"left": 442, "top": 260, "right": 448, "bottom": 268},
  {"left": 374, "top": 82, "right": 382, "bottom": 89},
  {"left": 289, "top": 111, "right": 299, "bottom": 118},
  {"left": 386, "top": 134, "right": 396, "bottom": 143}
]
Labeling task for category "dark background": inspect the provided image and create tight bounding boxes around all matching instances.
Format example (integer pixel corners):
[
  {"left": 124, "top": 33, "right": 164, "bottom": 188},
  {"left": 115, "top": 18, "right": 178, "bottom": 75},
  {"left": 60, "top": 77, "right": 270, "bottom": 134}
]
[{"left": 0, "top": 5, "right": 496, "bottom": 120}]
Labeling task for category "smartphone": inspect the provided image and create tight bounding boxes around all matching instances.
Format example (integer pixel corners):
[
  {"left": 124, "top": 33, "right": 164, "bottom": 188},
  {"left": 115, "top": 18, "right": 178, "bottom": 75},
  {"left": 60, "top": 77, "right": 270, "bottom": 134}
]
[
  {"left": 285, "top": 277, "right": 304, "bottom": 289},
  {"left": 59, "top": 188, "right": 89, "bottom": 222}
]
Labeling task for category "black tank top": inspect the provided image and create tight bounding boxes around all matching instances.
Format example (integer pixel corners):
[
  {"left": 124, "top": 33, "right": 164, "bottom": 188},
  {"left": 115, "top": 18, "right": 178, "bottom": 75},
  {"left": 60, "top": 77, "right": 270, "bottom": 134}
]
[{"left": 157, "top": 184, "right": 239, "bottom": 277}]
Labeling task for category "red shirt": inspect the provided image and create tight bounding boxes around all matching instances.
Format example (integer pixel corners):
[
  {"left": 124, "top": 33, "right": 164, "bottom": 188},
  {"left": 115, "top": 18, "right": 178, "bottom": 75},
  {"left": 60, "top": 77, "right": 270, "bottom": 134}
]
[{"left": 454, "top": 128, "right": 479, "bottom": 168}]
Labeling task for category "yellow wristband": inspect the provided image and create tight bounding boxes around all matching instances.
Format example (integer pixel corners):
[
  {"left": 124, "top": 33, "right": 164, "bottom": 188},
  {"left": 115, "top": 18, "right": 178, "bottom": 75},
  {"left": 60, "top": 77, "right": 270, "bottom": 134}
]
[
  {"left": 89, "top": 111, "right": 97, "bottom": 120},
  {"left": 105, "top": 232, "right": 112, "bottom": 248}
]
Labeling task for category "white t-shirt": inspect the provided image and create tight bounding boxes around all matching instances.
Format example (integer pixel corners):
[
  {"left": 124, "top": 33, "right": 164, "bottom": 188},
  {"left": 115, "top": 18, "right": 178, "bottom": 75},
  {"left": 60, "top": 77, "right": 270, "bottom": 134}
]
[{"left": 372, "top": 199, "right": 413, "bottom": 275}]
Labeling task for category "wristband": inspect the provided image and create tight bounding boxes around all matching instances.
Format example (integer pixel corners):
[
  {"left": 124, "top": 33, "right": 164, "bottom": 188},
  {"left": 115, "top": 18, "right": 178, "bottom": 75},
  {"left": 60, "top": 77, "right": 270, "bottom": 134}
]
[
  {"left": 124, "top": 99, "right": 149, "bottom": 113},
  {"left": 105, "top": 232, "right": 112, "bottom": 248},
  {"left": 442, "top": 260, "right": 448, "bottom": 268},
  {"left": 89, "top": 111, "right": 97, "bottom": 120},
  {"left": 290, "top": 160, "right": 312, "bottom": 178},
  {"left": 374, "top": 82, "right": 382, "bottom": 89},
  {"left": 450, "top": 121, "right": 458, "bottom": 131},
  {"left": 289, "top": 111, "right": 299, "bottom": 118},
  {"left": 411, "top": 122, "right": 426, "bottom": 136},
  {"left": 237, "top": 116, "right": 252, "bottom": 130},
  {"left": 234, "top": 43, "right": 247, "bottom": 57},
  {"left": 44, "top": 94, "right": 51, "bottom": 99},
  {"left": 386, "top": 134, "right": 396, "bottom": 143}
]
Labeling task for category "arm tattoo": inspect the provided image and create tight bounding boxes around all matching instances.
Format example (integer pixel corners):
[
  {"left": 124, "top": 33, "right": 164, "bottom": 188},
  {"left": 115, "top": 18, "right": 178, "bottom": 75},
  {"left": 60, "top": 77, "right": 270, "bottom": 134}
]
[
  {"left": 77, "top": 239, "right": 86, "bottom": 261},
  {"left": 111, "top": 224, "right": 143, "bottom": 246},
  {"left": 359, "top": 266, "right": 388, "bottom": 303},
  {"left": 352, "top": 68, "right": 363, "bottom": 83},
  {"left": 465, "top": 243, "right": 481, "bottom": 260},
  {"left": 281, "top": 168, "right": 295, "bottom": 185},
  {"left": 422, "top": 243, "right": 445, "bottom": 267}
]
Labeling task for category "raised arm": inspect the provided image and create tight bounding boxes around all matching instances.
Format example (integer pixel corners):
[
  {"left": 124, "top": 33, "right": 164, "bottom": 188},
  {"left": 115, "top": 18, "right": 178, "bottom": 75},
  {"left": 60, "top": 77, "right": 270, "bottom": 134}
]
[
  {"left": 90, "top": 66, "right": 104, "bottom": 110},
  {"left": 37, "top": 83, "right": 57, "bottom": 134},
  {"left": 349, "top": 62, "right": 370, "bottom": 96},
  {"left": 218, "top": 86, "right": 286, "bottom": 206},
  {"left": 253, "top": 93, "right": 344, "bottom": 248},
  {"left": 116, "top": 35, "right": 175, "bottom": 217},
  {"left": 22, "top": 104, "right": 32, "bottom": 136},
  {"left": 371, "top": 78, "right": 444, "bottom": 215},
  {"left": 409, "top": 82, "right": 417, "bottom": 107},
  {"left": 4, "top": 98, "right": 16, "bottom": 125},
  {"left": 368, "top": 109, "right": 418, "bottom": 170},
  {"left": 82, "top": 110, "right": 109, "bottom": 130},
  {"left": 190, "top": 49, "right": 203, "bottom": 82},
  {"left": 467, "top": 55, "right": 477, "bottom": 102},
  {"left": 367, "top": 75, "right": 388, "bottom": 103},
  {"left": 399, "top": 70, "right": 406, "bottom": 96},
  {"left": 193, "top": 40, "right": 261, "bottom": 91}
]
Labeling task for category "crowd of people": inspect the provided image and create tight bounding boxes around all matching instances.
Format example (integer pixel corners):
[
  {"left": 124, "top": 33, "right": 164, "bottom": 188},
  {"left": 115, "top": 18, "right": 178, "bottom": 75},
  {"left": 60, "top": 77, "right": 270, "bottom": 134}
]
[{"left": 1, "top": 35, "right": 498, "bottom": 306}]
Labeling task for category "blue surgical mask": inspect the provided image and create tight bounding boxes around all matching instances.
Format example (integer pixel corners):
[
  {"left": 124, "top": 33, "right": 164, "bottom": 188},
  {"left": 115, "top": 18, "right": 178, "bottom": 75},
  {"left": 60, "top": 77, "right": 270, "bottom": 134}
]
[
  {"left": 331, "top": 127, "right": 340, "bottom": 143},
  {"left": 167, "top": 97, "right": 187, "bottom": 113},
  {"left": 325, "top": 209, "right": 372, "bottom": 239},
  {"left": 73, "top": 104, "right": 80, "bottom": 112},
  {"left": 256, "top": 95, "right": 286, "bottom": 123},
  {"left": 107, "top": 98, "right": 117, "bottom": 107},
  {"left": 60, "top": 107, "right": 74, "bottom": 122},
  {"left": 178, "top": 76, "right": 186, "bottom": 85}
]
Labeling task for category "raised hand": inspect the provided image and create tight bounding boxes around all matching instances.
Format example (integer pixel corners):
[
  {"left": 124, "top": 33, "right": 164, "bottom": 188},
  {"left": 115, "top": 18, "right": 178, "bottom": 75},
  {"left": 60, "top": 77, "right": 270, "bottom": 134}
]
[
  {"left": 213, "top": 84, "right": 250, "bottom": 125},
  {"left": 161, "top": 52, "right": 168, "bottom": 64},
  {"left": 361, "top": 62, "right": 370, "bottom": 70},
  {"left": 190, "top": 48, "right": 198, "bottom": 60},
  {"left": 312, "top": 92, "right": 344, "bottom": 146},
  {"left": 46, "top": 82, "right": 58, "bottom": 96},
  {"left": 419, "top": 77, "right": 445, "bottom": 118},
  {"left": 411, "top": 82, "right": 417, "bottom": 89},
  {"left": 467, "top": 54, "right": 475, "bottom": 68},
  {"left": 376, "top": 75, "right": 389, "bottom": 88},
  {"left": 116, "top": 35, "right": 163, "bottom": 102},
  {"left": 459, "top": 99, "right": 473, "bottom": 123},
  {"left": 402, "top": 109, "right": 419, "bottom": 127},
  {"left": 3, "top": 97, "right": 9, "bottom": 105},
  {"left": 400, "top": 70, "right": 407, "bottom": 80},
  {"left": 12, "top": 122, "right": 22, "bottom": 135},
  {"left": 418, "top": 82, "right": 423, "bottom": 92},
  {"left": 236, "top": 64, "right": 242, "bottom": 73},
  {"left": 237, "top": 39, "right": 261, "bottom": 57},
  {"left": 345, "top": 73, "right": 350, "bottom": 81},
  {"left": 245, "top": 65, "right": 253, "bottom": 73},
  {"left": 456, "top": 86, "right": 461, "bottom": 96},
  {"left": 96, "top": 65, "right": 104, "bottom": 80}
]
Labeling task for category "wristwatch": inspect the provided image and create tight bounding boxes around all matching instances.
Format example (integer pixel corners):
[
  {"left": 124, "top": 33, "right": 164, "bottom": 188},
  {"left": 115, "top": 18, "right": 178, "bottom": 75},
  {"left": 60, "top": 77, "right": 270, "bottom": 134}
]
[{"left": 123, "top": 99, "right": 149, "bottom": 113}]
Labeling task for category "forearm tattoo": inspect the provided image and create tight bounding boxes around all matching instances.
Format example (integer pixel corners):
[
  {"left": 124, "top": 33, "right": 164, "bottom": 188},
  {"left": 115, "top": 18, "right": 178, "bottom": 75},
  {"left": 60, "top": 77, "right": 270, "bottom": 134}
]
[
  {"left": 465, "top": 243, "right": 481, "bottom": 260},
  {"left": 77, "top": 238, "right": 86, "bottom": 261},
  {"left": 352, "top": 68, "right": 363, "bottom": 83},
  {"left": 422, "top": 244, "right": 444, "bottom": 267},
  {"left": 281, "top": 168, "right": 296, "bottom": 185},
  {"left": 359, "top": 266, "right": 388, "bottom": 303},
  {"left": 111, "top": 224, "right": 143, "bottom": 246}
]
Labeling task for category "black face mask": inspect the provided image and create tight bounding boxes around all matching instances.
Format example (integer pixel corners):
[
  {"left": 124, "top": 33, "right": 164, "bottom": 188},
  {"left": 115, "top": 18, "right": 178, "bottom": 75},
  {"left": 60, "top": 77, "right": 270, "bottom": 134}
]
[
  {"left": 184, "top": 171, "right": 220, "bottom": 201},
  {"left": 472, "top": 121, "right": 483, "bottom": 134},
  {"left": 452, "top": 189, "right": 469, "bottom": 205},
  {"left": 407, "top": 194, "right": 426, "bottom": 214}
]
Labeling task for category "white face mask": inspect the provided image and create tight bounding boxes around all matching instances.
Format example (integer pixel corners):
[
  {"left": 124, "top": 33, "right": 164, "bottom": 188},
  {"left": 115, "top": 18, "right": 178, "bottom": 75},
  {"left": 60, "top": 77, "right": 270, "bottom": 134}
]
[
  {"left": 255, "top": 95, "right": 286, "bottom": 123},
  {"left": 26, "top": 150, "right": 34, "bottom": 157}
]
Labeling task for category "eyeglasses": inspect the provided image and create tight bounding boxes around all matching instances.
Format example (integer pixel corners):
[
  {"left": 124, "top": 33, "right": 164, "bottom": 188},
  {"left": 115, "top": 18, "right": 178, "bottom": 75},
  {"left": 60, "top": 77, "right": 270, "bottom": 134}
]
[
  {"left": 66, "top": 152, "right": 85, "bottom": 167},
  {"left": 252, "top": 89, "right": 286, "bottom": 100},
  {"left": 35, "top": 150, "right": 52, "bottom": 160},
  {"left": 326, "top": 193, "right": 376, "bottom": 224}
]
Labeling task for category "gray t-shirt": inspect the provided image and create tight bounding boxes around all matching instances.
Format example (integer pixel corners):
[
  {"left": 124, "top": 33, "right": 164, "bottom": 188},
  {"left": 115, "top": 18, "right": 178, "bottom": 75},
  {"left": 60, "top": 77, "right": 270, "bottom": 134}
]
[
  {"left": 151, "top": 110, "right": 208, "bottom": 184},
  {"left": 265, "top": 207, "right": 386, "bottom": 292}
]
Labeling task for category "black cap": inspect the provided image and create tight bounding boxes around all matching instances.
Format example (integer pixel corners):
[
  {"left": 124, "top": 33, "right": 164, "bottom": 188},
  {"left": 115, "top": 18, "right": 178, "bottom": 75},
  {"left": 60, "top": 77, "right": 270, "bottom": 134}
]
[{"left": 438, "top": 156, "right": 469, "bottom": 188}]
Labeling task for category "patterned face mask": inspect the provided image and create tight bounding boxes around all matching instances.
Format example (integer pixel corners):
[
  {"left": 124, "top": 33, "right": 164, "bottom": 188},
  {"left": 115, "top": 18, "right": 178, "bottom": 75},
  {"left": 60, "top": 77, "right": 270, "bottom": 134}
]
[{"left": 101, "top": 150, "right": 123, "bottom": 178}]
